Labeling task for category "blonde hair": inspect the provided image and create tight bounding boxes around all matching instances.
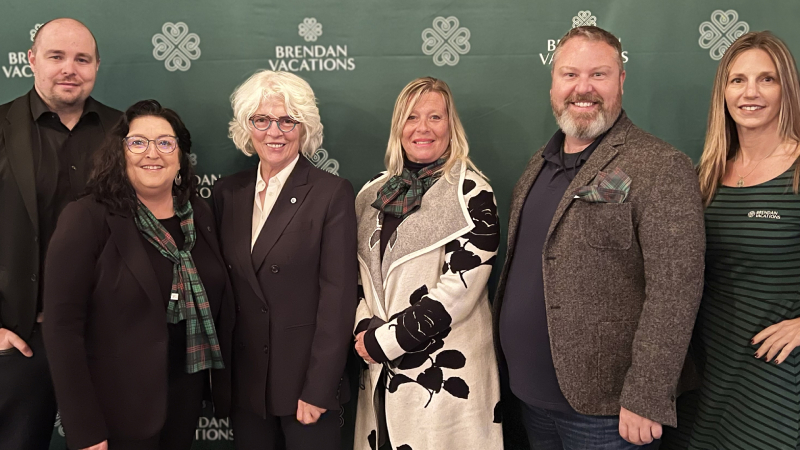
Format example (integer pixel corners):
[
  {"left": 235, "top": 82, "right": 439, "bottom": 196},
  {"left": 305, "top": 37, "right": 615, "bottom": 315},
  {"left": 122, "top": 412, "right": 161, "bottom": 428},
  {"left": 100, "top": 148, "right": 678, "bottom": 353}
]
[
  {"left": 698, "top": 31, "right": 800, "bottom": 206},
  {"left": 228, "top": 70, "right": 323, "bottom": 158},
  {"left": 385, "top": 77, "right": 482, "bottom": 182}
]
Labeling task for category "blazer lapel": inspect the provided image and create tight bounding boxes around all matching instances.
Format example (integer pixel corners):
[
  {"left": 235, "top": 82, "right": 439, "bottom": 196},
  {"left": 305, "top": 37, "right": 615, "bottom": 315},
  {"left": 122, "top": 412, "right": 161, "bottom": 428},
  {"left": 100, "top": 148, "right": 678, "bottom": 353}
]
[
  {"left": 230, "top": 171, "right": 268, "bottom": 305},
  {"left": 507, "top": 153, "right": 545, "bottom": 252},
  {"left": 3, "top": 94, "right": 38, "bottom": 233},
  {"left": 251, "top": 156, "right": 312, "bottom": 273},
  {"left": 544, "top": 115, "right": 630, "bottom": 242},
  {"left": 107, "top": 213, "right": 163, "bottom": 310}
]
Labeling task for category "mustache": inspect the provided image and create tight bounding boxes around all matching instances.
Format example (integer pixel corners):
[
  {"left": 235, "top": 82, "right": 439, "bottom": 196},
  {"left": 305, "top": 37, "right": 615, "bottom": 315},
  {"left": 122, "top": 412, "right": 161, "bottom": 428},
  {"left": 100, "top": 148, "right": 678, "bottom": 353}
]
[
  {"left": 564, "top": 93, "right": 604, "bottom": 106},
  {"left": 54, "top": 77, "right": 80, "bottom": 84}
]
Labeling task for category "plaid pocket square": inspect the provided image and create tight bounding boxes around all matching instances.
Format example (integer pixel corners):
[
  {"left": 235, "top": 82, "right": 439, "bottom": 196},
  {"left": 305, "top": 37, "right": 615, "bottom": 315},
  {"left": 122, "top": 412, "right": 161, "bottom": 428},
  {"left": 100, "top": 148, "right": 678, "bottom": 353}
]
[{"left": 574, "top": 167, "right": 632, "bottom": 203}]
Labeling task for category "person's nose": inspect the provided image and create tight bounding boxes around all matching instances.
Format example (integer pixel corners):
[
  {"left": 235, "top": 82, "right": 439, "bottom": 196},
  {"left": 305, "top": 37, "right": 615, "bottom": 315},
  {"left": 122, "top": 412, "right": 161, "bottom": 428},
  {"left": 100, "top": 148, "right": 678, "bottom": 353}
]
[
  {"left": 266, "top": 121, "right": 283, "bottom": 137},
  {"left": 743, "top": 79, "right": 759, "bottom": 99}
]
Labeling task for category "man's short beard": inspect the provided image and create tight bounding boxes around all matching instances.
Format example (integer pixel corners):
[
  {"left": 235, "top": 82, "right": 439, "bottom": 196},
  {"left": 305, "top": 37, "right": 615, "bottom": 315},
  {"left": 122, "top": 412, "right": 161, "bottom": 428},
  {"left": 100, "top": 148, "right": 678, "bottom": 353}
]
[{"left": 551, "top": 92, "right": 622, "bottom": 141}]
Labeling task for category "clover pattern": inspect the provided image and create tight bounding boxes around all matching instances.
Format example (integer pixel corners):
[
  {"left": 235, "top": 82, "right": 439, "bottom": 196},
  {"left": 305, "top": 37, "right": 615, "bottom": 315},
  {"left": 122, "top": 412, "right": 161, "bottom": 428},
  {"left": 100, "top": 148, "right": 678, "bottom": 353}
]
[
  {"left": 298, "top": 17, "right": 323, "bottom": 42},
  {"left": 30, "top": 23, "right": 43, "bottom": 42},
  {"left": 572, "top": 11, "right": 597, "bottom": 28},
  {"left": 421, "top": 16, "right": 471, "bottom": 67},
  {"left": 699, "top": 10, "right": 749, "bottom": 61},
  {"left": 152, "top": 22, "right": 201, "bottom": 72},
  {"left": 310, "top": 148, "right": 340, "bottom": 176}
]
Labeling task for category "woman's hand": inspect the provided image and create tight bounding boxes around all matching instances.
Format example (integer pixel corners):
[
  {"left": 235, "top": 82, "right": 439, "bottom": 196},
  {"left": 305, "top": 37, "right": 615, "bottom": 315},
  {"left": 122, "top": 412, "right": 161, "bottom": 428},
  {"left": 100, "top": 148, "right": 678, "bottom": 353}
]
[
  {"left": 81, "top": 441, "right": 108, "bottom": 450},
  {"left": 753, "top": 317, "right": 800, "bottom": 364},
  {"left": 0, "top": 328, "right": 32, "bottom": 357},
  {"left": 354, "top": 331, "right": 377, "bottom": 364},
  {"left": 296, "top": 399, "right": 326, "bottom": 425}
]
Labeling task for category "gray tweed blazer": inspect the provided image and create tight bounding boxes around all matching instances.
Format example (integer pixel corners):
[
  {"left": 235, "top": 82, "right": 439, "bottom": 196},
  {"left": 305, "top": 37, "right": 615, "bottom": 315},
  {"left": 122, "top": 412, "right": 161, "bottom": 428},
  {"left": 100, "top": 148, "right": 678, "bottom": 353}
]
[{"left": 493, "top": 112, "right": 705, "bottom": 427}]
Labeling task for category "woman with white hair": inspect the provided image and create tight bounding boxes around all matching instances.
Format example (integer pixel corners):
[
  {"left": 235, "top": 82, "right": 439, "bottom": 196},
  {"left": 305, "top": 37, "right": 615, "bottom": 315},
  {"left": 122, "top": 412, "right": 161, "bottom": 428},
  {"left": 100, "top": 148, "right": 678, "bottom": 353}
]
[
  {"left": 352, "top": 77, "right": 503, "bottom": 450},
  {"left": 212, "top": 70, "right": 357, "bottom": 450}
]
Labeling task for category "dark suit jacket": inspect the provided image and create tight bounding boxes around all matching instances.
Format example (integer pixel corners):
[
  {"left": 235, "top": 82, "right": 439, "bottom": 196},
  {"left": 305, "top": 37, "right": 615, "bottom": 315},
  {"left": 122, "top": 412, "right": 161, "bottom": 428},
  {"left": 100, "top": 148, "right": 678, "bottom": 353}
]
[
  {"left": 42, "top": 196, "right": 234, "bottom": 449},
  {"left": 212, "top": 155, "right": 358, "bottom": 418},
  {"left": 493, "top": 112, "right": 705, "bottom": 427},
  {"left": 0, "top": 91, "right": 120, "bottom": 341}
]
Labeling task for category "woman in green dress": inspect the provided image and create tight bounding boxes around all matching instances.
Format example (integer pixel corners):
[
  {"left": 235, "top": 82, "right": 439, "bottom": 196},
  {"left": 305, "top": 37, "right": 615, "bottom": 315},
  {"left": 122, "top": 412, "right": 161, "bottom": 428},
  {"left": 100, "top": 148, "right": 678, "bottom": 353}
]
[{"left": 675, "top": 31, "right": 800, "bottom": 449}]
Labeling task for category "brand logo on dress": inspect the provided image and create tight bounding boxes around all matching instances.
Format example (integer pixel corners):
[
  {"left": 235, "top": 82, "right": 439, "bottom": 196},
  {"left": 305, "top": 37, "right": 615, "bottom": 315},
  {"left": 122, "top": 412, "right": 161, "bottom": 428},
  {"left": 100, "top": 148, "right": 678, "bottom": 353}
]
[
  {"left": 299, "top": 17, "right": 323, "bottom": 42},
  {"left": 748, "top": 210, "right": 780, "bottom": 219},
  {"left": 699, "top": 10, "right": 749, "bottom": 61},
  {"left": 572, "top": 11, "right": 597, "bottom": 27},
  {"left": 3, "top": 23, "right": 39, "bottom": 78},
  {"left": 539, "top": 11, "right": 628, "bottom": 66},
  {"left": 152, "top": 22, "right": 201, "bottom": 72},
  {"left": 269, "top": 18, "right": 355, "bottom": 72},
  {"left": 311, "top": 148, "right": 340, "bottom": 176},
  {"left": 421, "top": 16, "right": 471, "bottom": 67}
]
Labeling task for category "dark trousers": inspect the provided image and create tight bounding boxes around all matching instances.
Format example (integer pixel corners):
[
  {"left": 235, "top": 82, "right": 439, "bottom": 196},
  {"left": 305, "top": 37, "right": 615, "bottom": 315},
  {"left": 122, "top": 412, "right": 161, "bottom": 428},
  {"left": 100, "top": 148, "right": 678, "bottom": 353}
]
[
  {"left": 521, "top": 401, "right": 657, "bottom": 450},
  {"left": 0, "top": 324, "right": 57, "bottom": 450},
  {"left": 231, "top": 406, "right": 341, "bottom": 450},
  {"left": 89, "top": 355, "right": 206, "bottom": 450}
]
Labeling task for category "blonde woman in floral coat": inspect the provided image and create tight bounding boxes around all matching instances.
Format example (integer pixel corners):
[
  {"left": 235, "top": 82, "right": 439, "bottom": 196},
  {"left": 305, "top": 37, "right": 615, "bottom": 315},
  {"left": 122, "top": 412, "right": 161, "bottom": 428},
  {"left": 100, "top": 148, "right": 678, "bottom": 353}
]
[{"left": 353, "top": 77, "right": 503, "bottom": 450}]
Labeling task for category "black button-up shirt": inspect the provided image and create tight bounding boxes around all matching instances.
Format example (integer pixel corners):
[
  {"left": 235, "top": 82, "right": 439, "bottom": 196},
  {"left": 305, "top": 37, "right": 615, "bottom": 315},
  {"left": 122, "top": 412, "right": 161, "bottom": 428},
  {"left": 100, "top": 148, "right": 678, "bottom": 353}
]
[
  {"left": 30, "top": 89, "right": 105, "bottom": 312},
  {"left": 499, "top": 128, "right": 607, "bottom": 412}
]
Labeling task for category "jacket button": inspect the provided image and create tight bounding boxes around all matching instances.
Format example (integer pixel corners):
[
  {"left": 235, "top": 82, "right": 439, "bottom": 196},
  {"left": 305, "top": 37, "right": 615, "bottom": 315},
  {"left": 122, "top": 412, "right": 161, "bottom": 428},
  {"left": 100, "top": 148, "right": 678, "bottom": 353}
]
[
  {"left": 236, "top": 304, "right": 241, "bottom": 312},
  {"left": 270, "top": 265, "right": 279, "bottom": 274},
  {"left": 263, "top": 345, "right": 269, "bottom": 354},
  {"left": 207, "top": 226, "right": 212, "bottom": 232},
  {"left": 227, "top": 264, "right": 232, "bottom": 270},
  {"left": 31, "top": 274, "right": 37, "bottom": 282},
  {"left": 261, "top": 307, "right": 267, "bottom": 313}
]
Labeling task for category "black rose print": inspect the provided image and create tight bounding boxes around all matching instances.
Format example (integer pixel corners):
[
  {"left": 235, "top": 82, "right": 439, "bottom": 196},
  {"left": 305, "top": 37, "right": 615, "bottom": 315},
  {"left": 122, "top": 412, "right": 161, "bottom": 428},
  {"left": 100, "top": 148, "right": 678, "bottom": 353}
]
[{"left": 465, "top": 190, "right": 500, "bottom": 252}]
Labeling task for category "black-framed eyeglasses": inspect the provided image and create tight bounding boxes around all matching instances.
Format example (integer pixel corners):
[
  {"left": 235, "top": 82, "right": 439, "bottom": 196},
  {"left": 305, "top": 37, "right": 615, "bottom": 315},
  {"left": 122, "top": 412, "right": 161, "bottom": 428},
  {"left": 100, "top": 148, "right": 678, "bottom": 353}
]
[
  {"left": 250, "top": 115, "right": 300, "bottom": 133},
  {"left": 123, "top": 135, "right": 178, "bottom": 154}
]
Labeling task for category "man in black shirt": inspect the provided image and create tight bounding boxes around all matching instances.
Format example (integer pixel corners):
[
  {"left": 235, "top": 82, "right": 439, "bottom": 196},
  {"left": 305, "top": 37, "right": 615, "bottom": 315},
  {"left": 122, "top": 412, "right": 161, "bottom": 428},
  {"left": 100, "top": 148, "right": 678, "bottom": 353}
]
[
  {"left": 493, "top": 26, "right": 704, "bottom": 449},
  {"left": 0, "top": 18, "right": 121, "bottom": 450}
]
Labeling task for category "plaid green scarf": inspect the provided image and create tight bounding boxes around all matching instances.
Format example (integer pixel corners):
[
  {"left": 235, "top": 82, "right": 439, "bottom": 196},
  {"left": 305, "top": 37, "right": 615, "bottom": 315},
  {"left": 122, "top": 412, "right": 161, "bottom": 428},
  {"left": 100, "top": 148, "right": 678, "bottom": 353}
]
[
  {"left": 371, "top": 158, "right": 446, "bottom": 218},
  {"left": 134, "top": 199, "right": 224, "bottom": 373}
]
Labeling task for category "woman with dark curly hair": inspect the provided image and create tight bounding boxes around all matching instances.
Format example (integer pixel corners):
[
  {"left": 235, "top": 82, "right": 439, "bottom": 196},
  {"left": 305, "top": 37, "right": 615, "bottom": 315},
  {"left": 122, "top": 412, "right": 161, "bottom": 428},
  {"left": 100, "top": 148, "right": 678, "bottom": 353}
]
[{"left": 42, "top": 100, "right": 233, "bottom": 450}]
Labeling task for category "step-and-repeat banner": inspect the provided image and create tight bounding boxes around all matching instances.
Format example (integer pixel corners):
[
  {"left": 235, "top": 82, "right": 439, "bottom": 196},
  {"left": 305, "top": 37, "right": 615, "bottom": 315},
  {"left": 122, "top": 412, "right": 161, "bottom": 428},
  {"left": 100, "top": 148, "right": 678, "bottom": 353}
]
[{"left": 2, "top": 1, "right": 798, "bottom": 449}]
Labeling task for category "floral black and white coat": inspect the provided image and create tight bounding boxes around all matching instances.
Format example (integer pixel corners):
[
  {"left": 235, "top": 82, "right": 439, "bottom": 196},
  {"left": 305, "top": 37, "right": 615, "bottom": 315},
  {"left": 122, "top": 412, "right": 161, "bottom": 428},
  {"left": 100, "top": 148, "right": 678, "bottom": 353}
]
[{"left": 353, "top": 161, "right": 503, "bottom": 450}]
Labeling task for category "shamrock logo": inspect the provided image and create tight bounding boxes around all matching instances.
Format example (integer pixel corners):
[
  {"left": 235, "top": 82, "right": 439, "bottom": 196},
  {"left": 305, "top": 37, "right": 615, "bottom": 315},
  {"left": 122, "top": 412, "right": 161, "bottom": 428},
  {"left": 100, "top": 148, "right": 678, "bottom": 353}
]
[
  {"left": 421, "top": 16, "right": 471, "bottom": 67},
  {"left": 30, "top": 23, "right": 43, "bottom": 42},
  {"left": 298, "top": 18, "right": 323, "bottom": 42},
  {"left": 152, "top": 22, "right": 201, "bottom": 72},
  {"left": 572, "top": 11, "right": 597, "bottom": 28},
  {"left": 310, "top": 148, "right": 340, "bottom": 176},
  {"left": 699, "top": 10, "right": 749, "bottom": 61}
]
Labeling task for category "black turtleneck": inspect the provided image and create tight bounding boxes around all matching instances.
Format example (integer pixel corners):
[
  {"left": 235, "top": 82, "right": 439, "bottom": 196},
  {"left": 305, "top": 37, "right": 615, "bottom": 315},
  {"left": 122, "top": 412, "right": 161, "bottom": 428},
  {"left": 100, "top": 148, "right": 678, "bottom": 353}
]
[{"left": 379, "top": 157, "right": 430, "bottom": 261}]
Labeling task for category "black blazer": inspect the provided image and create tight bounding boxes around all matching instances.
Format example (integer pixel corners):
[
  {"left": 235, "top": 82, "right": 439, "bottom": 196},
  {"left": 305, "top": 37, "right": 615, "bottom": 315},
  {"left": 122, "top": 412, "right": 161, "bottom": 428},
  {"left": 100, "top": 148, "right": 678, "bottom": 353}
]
[
  {"left": 212, "top": 156, "right": 358, "bottom": 418},
  {"left": 42, "top": 196, "right": 234, "bottom": 449},
  {"left": 0, "top": 91, "right": 120, "bottom": 340}
]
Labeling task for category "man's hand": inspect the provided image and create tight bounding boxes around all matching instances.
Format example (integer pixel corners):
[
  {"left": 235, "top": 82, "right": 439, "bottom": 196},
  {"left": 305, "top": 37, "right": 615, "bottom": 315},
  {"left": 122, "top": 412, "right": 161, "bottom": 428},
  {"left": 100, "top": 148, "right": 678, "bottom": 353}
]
[
  {"left": 753, "top": 317, "right": 800, "bottom": 364},
  {"left": 296, "top": 399, "right": 326, "bottom": 425},
  {"left": 0, "top": 328, "right": 32, "bottom": 357},
  {"left": 354, "top": 331, "right": 377, "bottom": 364},
  {"left": 619, "top": 407, "right": 662, "bottom": 445},
  {"left": 81, "top": 441, "right": 108, "bottom": 450}
]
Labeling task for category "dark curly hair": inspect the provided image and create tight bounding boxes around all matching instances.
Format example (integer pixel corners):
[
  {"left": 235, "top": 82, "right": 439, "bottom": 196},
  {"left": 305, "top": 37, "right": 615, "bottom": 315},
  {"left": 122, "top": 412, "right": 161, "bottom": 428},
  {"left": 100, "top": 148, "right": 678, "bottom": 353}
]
[{"left": 86, "top": 99, "right": 197, "bottom": 213}]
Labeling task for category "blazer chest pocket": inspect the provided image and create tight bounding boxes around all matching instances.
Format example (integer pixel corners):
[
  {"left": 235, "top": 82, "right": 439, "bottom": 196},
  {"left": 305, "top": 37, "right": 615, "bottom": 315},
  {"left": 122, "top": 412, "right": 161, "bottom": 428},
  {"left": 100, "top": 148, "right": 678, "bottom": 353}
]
[{"left": 579, "top": 202, "right": 632, "bottom": 250}]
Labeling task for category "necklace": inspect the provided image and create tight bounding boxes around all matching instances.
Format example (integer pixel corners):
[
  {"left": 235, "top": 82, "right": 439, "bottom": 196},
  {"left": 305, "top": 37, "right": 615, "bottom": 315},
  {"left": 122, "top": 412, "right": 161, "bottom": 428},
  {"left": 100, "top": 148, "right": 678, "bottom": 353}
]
[{"left": 735, "top": 143, "right": 782, "bottom": 187}]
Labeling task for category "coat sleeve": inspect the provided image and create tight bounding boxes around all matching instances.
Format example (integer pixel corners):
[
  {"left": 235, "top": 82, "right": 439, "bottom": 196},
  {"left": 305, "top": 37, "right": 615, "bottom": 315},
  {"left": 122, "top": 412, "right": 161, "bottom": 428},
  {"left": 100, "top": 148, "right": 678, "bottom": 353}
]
[
  {"left": 618, "top": 153, "right": 705, "bottom": 427},
  {"left": 42, "top": 201, "right": 109, "bottom": 449},
  {"left": 365, "top": 175, "right": 500, "bottom": 363},
  {"left": 299, "top": 178, "right": 359, "bottom": 409}
]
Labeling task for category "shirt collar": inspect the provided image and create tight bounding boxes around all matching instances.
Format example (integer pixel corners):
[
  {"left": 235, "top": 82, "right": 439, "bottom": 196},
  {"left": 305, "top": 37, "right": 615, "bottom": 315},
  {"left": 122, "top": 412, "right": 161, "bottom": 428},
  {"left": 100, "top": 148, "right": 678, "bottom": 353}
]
[
  {"left": 255, "top": 154, "right": 300, "bottom": 191},
  {"left": 28, "top": 88, "right": 100, "bottom": 122}
]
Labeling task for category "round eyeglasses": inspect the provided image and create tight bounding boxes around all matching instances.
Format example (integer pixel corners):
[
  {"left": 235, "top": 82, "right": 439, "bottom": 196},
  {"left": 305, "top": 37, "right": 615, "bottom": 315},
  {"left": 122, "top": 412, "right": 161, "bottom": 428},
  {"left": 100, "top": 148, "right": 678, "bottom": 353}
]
[
  {"left": 250, "top": 115, "right": 300, "bottom": 133},
  {"left": 124, "top": 135, "right": 178, "bottom": 154}
]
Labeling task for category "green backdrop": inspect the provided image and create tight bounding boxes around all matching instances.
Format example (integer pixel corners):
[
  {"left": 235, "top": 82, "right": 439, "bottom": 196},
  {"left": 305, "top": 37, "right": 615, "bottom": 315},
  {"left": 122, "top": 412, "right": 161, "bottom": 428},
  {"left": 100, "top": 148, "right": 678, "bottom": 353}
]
[{"left": 2, "top": 0, "right": 798, "bottom": 448}]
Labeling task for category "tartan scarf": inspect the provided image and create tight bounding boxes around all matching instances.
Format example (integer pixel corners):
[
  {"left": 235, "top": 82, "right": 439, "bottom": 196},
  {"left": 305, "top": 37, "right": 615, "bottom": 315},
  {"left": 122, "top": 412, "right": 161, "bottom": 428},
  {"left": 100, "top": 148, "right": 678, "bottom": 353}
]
[
  {"left": 134, "top": 199, "right": 224, "bottom": 373},
  {"left": 371, "top": 158, "right": 446, "bottom": 218}
]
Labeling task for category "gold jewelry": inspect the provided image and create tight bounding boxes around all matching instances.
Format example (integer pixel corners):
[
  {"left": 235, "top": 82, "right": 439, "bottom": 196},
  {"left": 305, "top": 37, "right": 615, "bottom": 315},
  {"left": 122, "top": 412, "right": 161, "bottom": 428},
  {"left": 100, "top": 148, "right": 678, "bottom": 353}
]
[{"left": 735, "top": 143, "right": 781, "bottom": 187}]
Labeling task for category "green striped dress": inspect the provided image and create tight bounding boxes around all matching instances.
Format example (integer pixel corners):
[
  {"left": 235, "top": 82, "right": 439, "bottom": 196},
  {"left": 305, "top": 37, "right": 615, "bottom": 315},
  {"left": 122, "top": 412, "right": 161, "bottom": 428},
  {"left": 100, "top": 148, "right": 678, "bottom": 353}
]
[{"left": 688, "top": 169, "right": 800, "bottom": 450}]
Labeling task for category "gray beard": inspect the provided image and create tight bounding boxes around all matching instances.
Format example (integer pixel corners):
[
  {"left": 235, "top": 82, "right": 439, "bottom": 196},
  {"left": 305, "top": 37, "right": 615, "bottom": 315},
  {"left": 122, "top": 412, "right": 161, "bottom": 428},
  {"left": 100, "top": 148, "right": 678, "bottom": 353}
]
[{"left": 553, "top": 101, "right": 621, "bottom": 141}]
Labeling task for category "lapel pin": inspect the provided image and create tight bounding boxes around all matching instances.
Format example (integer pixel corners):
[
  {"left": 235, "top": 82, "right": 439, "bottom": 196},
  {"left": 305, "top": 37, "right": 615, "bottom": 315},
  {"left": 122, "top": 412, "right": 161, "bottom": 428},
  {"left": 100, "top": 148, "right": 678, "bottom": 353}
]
[{"left": 291, "top": 197, "right": 296, "bottom": 204}]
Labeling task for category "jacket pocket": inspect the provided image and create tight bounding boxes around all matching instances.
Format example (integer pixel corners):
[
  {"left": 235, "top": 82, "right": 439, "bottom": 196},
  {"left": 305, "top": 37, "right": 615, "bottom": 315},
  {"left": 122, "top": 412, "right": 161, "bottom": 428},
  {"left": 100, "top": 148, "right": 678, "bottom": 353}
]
[
  {"left": 580, "top": 202, "right": 633, "bottom": 250},
  {"left": 596, "top": 320, "right": 637, "bottom": 396}
]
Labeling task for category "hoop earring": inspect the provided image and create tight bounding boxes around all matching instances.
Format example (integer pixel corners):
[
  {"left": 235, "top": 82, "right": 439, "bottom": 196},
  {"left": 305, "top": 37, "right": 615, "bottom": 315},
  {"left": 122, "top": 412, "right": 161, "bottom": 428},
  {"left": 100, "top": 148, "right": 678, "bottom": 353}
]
[{"left": 174, "top": 172, "right": 182, "bottom": 186}]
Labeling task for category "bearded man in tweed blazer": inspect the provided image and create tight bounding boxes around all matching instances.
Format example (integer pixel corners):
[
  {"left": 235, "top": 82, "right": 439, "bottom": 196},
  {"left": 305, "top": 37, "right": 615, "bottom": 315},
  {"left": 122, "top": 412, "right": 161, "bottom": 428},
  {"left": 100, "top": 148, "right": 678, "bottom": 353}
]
[{"left": 493, "top": 26, "right": 705, "bottom": 449}]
